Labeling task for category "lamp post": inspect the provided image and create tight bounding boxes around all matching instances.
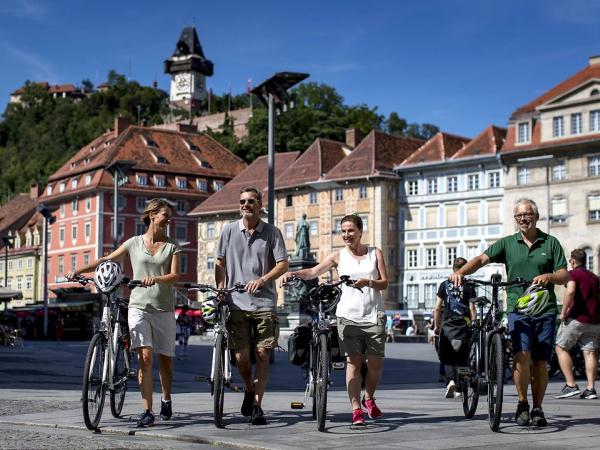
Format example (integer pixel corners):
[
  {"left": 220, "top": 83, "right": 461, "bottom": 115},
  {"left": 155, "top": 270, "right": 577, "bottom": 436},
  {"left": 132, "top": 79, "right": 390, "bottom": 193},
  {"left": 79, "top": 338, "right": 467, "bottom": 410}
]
[
  {"left": 2, "top": 235, "right": 15, "bottom": 288},
  {"left": 36, "top": 203, "right": 57, "bottom": 338},
  {"left": 251, "top": 72, "right": 309, "bottom": 225},
  {"left": 106, "top": 160, "right": 135, "bottom": 250}
]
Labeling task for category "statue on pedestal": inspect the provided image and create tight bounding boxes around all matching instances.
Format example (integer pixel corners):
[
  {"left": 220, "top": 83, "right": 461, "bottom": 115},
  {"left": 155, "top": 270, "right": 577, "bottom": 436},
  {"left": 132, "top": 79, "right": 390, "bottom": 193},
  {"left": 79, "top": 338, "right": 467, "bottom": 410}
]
[{"left": 294, "top": 214, "right": 312, "bottom": 260}]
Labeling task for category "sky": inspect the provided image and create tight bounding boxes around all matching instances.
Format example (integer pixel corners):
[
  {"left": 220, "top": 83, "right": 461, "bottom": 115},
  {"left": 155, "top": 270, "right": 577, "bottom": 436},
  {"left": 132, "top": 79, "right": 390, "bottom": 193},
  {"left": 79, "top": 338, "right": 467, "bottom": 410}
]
[{"left": 1, "top": 0, "right": 599, "bottom": 138}]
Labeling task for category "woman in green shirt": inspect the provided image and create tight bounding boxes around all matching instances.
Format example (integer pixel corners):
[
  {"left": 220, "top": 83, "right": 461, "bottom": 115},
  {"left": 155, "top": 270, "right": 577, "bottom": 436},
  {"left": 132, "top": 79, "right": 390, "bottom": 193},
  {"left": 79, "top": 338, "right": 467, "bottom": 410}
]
[{"left": 66, "top": 198, "right": 181, "bottom": 427}]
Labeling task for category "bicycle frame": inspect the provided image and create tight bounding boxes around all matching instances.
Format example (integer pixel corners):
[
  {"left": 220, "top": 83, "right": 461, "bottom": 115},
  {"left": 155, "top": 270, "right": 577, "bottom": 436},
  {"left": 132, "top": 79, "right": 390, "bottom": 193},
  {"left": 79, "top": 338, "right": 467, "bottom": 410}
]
[
  {"left": 305, "top": 300, "right": 333, "bottom": 403},
  {"left": 210, "top": 301, "right": 232, "bottom": 387}
]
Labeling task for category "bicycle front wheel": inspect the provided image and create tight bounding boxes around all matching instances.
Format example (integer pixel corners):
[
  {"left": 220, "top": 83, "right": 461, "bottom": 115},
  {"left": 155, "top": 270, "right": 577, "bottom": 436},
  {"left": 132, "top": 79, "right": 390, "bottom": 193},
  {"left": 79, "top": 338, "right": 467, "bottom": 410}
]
[
  {"left": 82, "top": 332, "right": 107, "bottom": 430},
  {"left": 487, "top": 333, "right": 504, "bottom": 432},
  {"left": 315, "top": 333, "right": 329, "bottom": 432},
  {"left": 110, "top": 340, "right": 129, "bottom": 418},
  {"left": 213, "top": 332, "right": 226, "bottom": 428},
  {"left": 461, "top": 337, "right": 480, "bottom": 418}
]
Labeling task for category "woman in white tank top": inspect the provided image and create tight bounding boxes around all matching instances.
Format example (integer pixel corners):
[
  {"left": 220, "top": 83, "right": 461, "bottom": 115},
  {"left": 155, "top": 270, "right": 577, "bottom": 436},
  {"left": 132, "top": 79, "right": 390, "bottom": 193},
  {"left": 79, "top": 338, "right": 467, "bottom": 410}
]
[{"left": 281, "top": 214, "right": 388, "bottom": 426}]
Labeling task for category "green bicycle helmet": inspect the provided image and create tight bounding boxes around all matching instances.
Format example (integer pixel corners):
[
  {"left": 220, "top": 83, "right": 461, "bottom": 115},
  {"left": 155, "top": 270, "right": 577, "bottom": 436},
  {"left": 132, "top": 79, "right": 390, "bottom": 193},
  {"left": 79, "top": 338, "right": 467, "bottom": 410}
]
[
  {"left": 201, "top": 297, "right": 217, "bottom": 323},
  {"left": 514, "top": 284, "right": 549, "bottom": 316}
]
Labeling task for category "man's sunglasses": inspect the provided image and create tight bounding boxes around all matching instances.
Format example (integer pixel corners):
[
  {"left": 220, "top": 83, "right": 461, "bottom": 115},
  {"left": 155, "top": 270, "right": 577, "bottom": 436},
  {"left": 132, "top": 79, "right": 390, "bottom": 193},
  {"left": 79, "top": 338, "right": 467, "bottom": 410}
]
[{"left": 240, "top": 199, "right": 257, "bottom": 205}]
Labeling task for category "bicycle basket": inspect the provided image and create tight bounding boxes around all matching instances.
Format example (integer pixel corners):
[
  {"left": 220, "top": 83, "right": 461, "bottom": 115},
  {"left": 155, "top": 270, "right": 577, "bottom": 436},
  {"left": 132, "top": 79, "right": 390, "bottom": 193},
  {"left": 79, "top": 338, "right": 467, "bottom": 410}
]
[
  {"left": 514, "top": 284, "right": 549, "bottom": 316},
  {"left": 307, "top": 284, "right": 341, "bottom": 313}
]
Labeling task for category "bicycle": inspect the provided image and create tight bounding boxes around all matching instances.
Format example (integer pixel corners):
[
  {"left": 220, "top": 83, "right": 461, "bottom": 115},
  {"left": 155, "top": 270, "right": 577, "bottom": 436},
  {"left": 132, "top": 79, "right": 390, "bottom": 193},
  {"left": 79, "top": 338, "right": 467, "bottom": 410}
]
[
  {"left": 73, "top": 274, "right": 141, "bottom": 430},
  {"left": 285, "top": 274, "right": 360, "bottom": 432},
  {"left": 185, "top": 282, "right": 246, "bottom": 429},
  {"left": 454, "top": 274, "right": 529, "bottom": 432}
]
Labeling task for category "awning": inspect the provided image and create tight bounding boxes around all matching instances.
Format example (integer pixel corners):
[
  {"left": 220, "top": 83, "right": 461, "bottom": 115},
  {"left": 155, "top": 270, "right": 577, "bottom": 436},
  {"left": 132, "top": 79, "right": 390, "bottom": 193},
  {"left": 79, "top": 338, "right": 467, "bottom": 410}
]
[{"left": 0, "top": 286, "right": 23, "bottom": 300}]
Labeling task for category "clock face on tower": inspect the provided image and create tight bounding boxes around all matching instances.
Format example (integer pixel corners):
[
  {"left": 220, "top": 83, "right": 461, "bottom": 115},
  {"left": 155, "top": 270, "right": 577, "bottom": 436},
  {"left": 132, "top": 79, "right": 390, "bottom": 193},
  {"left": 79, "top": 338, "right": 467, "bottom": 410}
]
[{"left": 174, "top": 73, "right": 191, "bottom": 92}]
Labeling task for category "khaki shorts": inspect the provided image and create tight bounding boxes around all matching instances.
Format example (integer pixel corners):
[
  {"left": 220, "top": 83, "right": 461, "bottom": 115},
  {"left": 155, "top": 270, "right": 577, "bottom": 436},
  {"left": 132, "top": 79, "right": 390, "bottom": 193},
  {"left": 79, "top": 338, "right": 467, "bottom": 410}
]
[
  {"left": 556, "top": 318, "right": 600, "bottom": 352},
  {"left": 128, "top": 307, "right": 176, "bottom": 357},
  {"left": 228, "top": 310, "right": 280, "bottom": 351},
  {"left": 337, "top": 313, "right": 386, "bottom": 357}
]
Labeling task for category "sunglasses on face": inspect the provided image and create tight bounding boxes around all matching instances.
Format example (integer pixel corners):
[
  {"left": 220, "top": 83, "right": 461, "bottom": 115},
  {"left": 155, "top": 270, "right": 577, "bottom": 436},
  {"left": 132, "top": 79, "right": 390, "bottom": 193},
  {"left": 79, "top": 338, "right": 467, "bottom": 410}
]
[
  {"left": 239, "top": 199, "right": 257, "bottom": 206},
  {"left": 514, "top": 213, "right": 534, "bottom": 220}
]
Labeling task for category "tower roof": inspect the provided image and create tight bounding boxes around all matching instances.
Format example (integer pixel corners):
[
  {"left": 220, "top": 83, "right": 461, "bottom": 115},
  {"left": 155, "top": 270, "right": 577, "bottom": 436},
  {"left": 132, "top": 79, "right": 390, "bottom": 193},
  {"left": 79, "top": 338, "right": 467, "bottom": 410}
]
[{"left": 164, "top": 26, "right": 213, "bottom": 76}]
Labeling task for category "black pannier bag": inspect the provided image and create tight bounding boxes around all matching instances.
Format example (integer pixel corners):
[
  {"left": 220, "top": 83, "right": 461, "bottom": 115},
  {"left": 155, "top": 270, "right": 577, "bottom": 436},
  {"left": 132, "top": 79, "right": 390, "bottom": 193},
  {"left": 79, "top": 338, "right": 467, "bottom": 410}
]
[
  {"left": 288, "top": 324, "right": 311, "bottom": 366},
  {"left": 330, "top": 325, "right": 344, "bottom": 363},
  {"left": 438, "top": 317, "right": 470, "bottom": 366}
]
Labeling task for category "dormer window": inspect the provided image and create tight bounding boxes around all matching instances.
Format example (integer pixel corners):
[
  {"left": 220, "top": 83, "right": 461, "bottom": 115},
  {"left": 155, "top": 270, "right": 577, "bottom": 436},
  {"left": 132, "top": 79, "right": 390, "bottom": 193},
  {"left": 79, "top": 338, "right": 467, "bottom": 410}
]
[
  {"left": 71, "top": 179, "right": 78, "bottom": 189},
  {"left": 141, "top": 135, "right": 158, "bottom": 147},
  {"left": 154, "top": 175, "right": 166, "bottom": 188},
  {"left": 184, "top": 140, "right": 199, "bottom": 151},
  {"left": 196, "top": 179, "right": 208, "bottom": 191},
  {"left": 571, "top": 113, "right": 582, "bottom": 135},
  {"left": 59, "top": 182, "right": 65, "bottom": 193},
  {"left": 70, "top": 162, "right": 76, "bottom": 169},
  {"left": 553, "top": 116, "right": 565, "bottom": 137},
  {"left": 136, "top": 173, "right": 148, "bottom": 186},
  {"left": 517, "top": 122, "right": 530, "bottom": 144},
  {"left": 85, "top": 174, "right": 92, "bottom": 185},
  {"left": 84, "top": 158, "right": 90, "bottom": 165},
  {"left": 214, "top": 180, "right": 224, "bottom": 191},
  {"left": 176, "top": 177, "right": 187, "bottom": 189},
  {"left": 47, "top": 185, "right": 52, "bottom": 195},
  {"left": 591, "top": 89, "right": 599, "bottom": 96}
]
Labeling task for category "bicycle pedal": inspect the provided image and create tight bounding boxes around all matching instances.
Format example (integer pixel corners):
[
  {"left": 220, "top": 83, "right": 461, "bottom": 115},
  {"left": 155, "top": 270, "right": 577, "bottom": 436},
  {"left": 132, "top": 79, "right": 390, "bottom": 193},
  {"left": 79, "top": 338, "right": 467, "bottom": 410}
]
[
  {"left": 332, "top": 362, "right": 345, "bottom": 370},
  {"left": 290, "top": 402, "right": 305, "bottom": 409}
]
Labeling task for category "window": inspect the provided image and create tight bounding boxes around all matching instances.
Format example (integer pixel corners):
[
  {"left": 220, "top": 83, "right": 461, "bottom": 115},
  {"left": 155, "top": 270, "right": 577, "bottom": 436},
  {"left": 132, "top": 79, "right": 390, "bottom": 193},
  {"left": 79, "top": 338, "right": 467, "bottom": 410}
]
[
  {"left": 136, "top": 223, "right": 146, "bottom": 236},
  {"left": 488, "top": 172, "right": 500, "bottom": 188},
  {"left": 196, "top": 179, "right": 208, "bottom": 191},
  {"left": 6, "top": 277, "right": 12, "bottom": 289},
  {"left": 551, "top": 197, "right": 567, "bottom": 224},
  {"left": 447, "top": 176, "right": 458, "bottom": 192},
  {"left": 284, "top": 223, "right": 294, "bottom": 239},
  {"left": 388, "top": 184, "right": 397, "bottom": 199},
  {"left": 7, "top": 260, "right": 13, "bottom": 271},
  {"left": 388, "top": 248, "right": 396, "bottom": 266},
  {"left": 427, "top": 178, "right": 438, "bottom": 194},
  {"left": 26, "top": 276, "right": 32, "bottom": 290},
  {"left": 286, "top": 195, "right": 293, "bottom": 207},
  {"left": 72, "top": 198, "right": 78, "bottom": 213},
  {"left": 468, "top": 174, "right": 479, "bottom": 190},
  {"left": 335, "top": 188, "right": 344, "bottom": 202},
  {"left": 71, "top": 224, "right": 77, "bottom": 241},
  {"left": 553, "top": 116, "right": 565, "bottom": 137},
  {"left": 388, "top": 216, "right": 397, "bottom": 231},
  {"left": 517, "top": 122, "right": 530, "bottom": 143},
  {"left": 83, "top": 252, "right": 90, "bottom": 266},
  {"left": 59, "top": 227, "right": 65, "bottom": 242},
  {"left": 33, "top": 233, "right": 40, "bottom": 246},
  {"left": 176, "top": 177, "right": 187, "bottom": 189},
  {"left": 206, "top": 256, "right": 215, "bottom": 270},
  {"left": 589, "top": 194, "right": 600, "bottom": 221},
  {"left": 71, "top": 179, "right": 78, "bottom": 189},
  {"left": 175, "top": 224, "right": 187, "bottom": 241},
  {"left": 571, "top": 113, "right": 582, "bottom": 135},
  {"left": 552, "top": 163, "right": 566, "bottom": 181},
  {"left": 85, "top": 197, "right": 92, "bottom": 212},
  {"left": 309, "top": 220, "right": 318, "bottom": 236},
  {"left": 180, "top": 254, "right": 187, "bottom": 274},
  {"left": 590, "top": 110, "right": 600, "bottom": 132},
  {"left": 406, "top": 249, "right": 418, "bottom": 269},
  {"left": 467, "top": 245, "right": 478, "bottom": 259},
  {"left": 59, "top": 183, "right": 65, "bottom": 193},
  {"left": 110, "top": 220, "right": 124, "bottom": 239},
  {"left": 206, "top": 222, "right": 216, "bottom": 239},
  {"left": 136, "top": 197, "right": 147, "bottom": 211},
  {"left": 358, "top": 185, "right": 368, "bottom": 199},
  {"left": 27, "top": 257, "right": 33, "bottom": 269},
  {"left": 424, "top": 283, "right": 437, "bottom": 308},
  {"left": 447, "top": 247, "right": 457, "bottom": 267},
  {"left": 584, "top": 247, "right": 594, "bottom": 272},
  {"left": 47, "top": 186, "right": 52, "bottom": 195},
  {"left": 176, "top": 200, "right": 187, "bottom": 214},
  {"left": 58, "top": 255, "right": 64, "bottom": 274},
  {"left": 59, "top": 204, "right": 65, "bottom": 217},
  {"left": 426, "top": 248, "right": 437, "bottom": 268},
  {"left": 589, "top": 156, "right": 600, "bottom": 177},
  {"left": 17, "top": 276, "right": 22, "bottom": 290},
  {"left": 85, "top": 174, "right": 92, "bottom": 185},
  {"left": 70, "top": 254, "right": 77, "bottom": 271},
  {"left": 17, "top": 259, "right": 22, "bottom": 269},
  {"left": 408, "top": 180, "right": 419, "bottom": 196},
  {"left": 214, "top": 181, "right": 224, "bottom": 191},
  {"left": 309, "top": 191, "right": 318, "bottom": 204},
  {"left": 109, "top": 194, "right": 126, "bottom": 210},
  {"left": 154, "top": 175, "right": 166, "bottom": 188},
  {"left": 359, "top": 215, "right": 368, "bottom": 232},
  {"left": 407, "top": 284, "right": 419, "bottom": 309},
  {"left": 517, "top": 167, "right": 531, "bottom": 185}
]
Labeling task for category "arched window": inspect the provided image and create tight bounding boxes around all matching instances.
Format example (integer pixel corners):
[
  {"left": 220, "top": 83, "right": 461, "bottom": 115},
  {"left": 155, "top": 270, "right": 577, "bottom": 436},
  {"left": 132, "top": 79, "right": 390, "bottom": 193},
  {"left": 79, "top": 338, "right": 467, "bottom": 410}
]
[{"left": 591, "top": 88, "right": 599, "bottom": 96}]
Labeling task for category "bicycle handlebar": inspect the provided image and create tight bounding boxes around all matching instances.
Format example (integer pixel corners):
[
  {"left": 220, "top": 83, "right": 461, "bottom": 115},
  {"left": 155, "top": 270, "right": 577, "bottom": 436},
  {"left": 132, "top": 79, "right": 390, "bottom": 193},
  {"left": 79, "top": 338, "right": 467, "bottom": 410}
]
[
  {"left": 184, "top": 282, "right": 246, "bottom": 295},
  {"left": 69, "top": 274, "right": 142, "bottom": 290},
  {"left": 283, "top": 274, "right": 363, "bottom": 292},
  {"left": 460, "top": 276, "right": 531, "bottom": 288}
]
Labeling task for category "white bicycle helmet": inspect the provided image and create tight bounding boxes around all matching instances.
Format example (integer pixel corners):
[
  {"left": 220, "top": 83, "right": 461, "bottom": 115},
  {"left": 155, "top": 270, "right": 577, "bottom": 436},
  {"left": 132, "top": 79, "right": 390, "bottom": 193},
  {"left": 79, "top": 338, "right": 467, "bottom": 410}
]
[
  {"left": 94, "top": 260, "right": 124, "bottom": 293},
  {"left": 201, "top": 298, "right": 217, "bottom": 323},
  {"left": 514, "top": 284, "right": 549, "bottom": 316}
]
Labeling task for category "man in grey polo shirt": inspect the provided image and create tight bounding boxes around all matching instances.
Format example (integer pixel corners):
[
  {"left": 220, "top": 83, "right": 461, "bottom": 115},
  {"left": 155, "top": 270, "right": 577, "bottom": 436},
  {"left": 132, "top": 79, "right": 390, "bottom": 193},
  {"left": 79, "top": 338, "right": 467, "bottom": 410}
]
[{"left": 215, "top": 187, "right": 288, "bottom": 425}]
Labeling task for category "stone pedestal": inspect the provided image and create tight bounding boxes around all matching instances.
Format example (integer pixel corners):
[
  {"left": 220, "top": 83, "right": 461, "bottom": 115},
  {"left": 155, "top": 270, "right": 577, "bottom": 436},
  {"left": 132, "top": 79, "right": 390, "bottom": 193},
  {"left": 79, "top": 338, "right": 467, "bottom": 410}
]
[{"left": 278, "top": 258, "right": 317, "bottom": 330}]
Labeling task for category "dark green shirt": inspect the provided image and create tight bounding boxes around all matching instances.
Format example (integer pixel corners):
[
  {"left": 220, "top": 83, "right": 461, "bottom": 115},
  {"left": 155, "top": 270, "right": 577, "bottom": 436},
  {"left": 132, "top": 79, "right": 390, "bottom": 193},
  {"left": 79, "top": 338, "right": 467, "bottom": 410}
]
[{"left": 484, "top": 229, "right": 567, "bottom": 315}]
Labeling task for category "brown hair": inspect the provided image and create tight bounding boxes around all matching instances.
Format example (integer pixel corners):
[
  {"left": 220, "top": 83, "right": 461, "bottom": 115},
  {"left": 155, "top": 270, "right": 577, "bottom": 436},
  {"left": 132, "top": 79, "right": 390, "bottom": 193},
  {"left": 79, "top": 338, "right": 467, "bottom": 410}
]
[
  {"left": 340, "top": 214, "right": 363, "bottom": 231},
  {"left": 452, "top": 257, "right": 468, "bottom": 272},
  {"left": 141, "top": 198, "right": 172, "bottom": 227},
  {"left": 240, "top": 187, "right": 262, "bottom": 202},
  {"left": 570, "top": 248, "right": 586, "bottom": 265}
]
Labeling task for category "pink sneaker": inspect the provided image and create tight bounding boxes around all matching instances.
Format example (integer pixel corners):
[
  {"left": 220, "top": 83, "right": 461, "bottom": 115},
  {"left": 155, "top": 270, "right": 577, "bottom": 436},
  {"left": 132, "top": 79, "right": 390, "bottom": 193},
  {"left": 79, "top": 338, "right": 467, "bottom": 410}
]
[
  {"left": 352, "top": 408, "right": 366, "bottom": 425},
  {"left": 361, "top": 397, "right": 383, "bottom": 419}
]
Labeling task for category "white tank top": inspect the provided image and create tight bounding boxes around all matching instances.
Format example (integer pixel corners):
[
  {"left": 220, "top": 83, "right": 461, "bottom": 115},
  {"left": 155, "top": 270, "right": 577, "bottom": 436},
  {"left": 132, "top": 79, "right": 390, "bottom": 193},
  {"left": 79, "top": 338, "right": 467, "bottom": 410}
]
[{"left": 336, "top": 246, "right": 384, "bottom": 324}]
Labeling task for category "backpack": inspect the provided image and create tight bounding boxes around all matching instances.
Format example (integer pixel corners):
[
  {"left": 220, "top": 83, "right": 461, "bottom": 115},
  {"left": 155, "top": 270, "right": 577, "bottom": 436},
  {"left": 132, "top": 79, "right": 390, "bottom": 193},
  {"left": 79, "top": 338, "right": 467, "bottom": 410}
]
[
  {"left": 288, "top": 324, "right": 311, "bottom": 366},
  {"left": 438, "top": 317, "right": 470, "bottom": 366},
  {"left": 444, "top": 282, "right": 470, "bottom": 318}
]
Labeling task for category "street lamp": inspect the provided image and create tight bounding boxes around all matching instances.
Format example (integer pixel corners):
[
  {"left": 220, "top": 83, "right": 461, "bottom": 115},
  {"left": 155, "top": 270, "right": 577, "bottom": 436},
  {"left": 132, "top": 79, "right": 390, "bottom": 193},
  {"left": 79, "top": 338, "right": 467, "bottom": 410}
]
[
  {"left": 106, "top": 160, "right": 135, "bottom": 250},
  {"left": 1, "top": 235, "right": 15, "bottom": 288},
  {"left": 36, "top": 203, "right": 57, "bottom": 339},
  {"left": 251, "top": 72, "right": 309, "bottom": 225}
]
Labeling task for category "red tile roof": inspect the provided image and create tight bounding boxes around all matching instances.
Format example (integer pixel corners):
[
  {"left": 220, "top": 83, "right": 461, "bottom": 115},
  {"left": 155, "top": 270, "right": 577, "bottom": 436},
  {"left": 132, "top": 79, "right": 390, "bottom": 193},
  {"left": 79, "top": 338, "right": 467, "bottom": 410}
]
[
  {"left": 325, "top": 131, "right": 425, "bottom": 180},
  {"left": 0, "top": 193, "right": 38, "bottom": 238},
  {"left": 11, "top": 82, "right": 50, "bottom": 95},
  {"left": 399, "top": 132, "right": 470, "bottom": 167},
  {"left": 48, "top": 84, "right": 77, "bottom": 94},
  {"left": 276, "top": 138, "right": 348, "bottom": 189},
  {"left": 451, "top": 125, "right": 506, "bottom": 160},
  {"left": 189, "top": 152, "right": 300, "bottom": 215}
]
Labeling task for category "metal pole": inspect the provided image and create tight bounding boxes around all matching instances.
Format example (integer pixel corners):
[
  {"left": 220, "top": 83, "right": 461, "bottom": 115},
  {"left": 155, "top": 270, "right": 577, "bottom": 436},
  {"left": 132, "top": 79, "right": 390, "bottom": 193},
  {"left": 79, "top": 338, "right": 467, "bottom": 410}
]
[
  {"left": 267, "top": 92, "right": 275, "bottom": 225},
  {"left": 546, "top": 165, "right": 551, "bottom": 234},
  {"left": 113, "top": 173, "right": 119, "bottom": 250},
  {"left": 43, "top": 217, "right": 49, "bottom": 338},
  {"left": 4, "top": 245, "right": 7, "bottom": 287}
]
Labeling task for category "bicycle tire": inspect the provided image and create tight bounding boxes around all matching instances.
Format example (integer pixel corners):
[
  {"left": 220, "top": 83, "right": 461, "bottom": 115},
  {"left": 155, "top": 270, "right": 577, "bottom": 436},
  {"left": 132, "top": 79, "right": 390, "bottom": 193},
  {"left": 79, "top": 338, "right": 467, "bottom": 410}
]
[
  {"left": 213, "top": 332, "right": 225, "bottom": 428},
  {"left": 461, "top": 337, "right": 480, "bottom": 418},
  {"left": 110, "top": 340, "right": 128, "bottom": 418},
  {"left": 487, "top": 333, "right": 504, "bottom": 432},
  {"left": 311, "top": 342, "right": 317, "bottom": 420},
  {"left": 82, "top": 332, "right": 107, "bottom": 430},
  {"left": 315, "top": 333, "right": 329, "bottom": 432}
]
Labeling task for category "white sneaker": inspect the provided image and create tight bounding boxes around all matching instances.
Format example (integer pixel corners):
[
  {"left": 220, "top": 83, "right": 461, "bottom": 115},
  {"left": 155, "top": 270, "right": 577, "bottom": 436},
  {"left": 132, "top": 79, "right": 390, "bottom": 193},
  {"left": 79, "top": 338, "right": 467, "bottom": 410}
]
[{"left": 445, "top": 380, "right": 456, "bottom": 398}]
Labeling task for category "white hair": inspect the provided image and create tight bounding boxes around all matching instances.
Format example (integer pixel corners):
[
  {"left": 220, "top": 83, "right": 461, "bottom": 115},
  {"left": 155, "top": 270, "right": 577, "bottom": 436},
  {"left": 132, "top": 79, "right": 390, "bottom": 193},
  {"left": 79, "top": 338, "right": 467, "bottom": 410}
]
[{"left": 513, "top": 198, "right": 539, "bottom": 216}]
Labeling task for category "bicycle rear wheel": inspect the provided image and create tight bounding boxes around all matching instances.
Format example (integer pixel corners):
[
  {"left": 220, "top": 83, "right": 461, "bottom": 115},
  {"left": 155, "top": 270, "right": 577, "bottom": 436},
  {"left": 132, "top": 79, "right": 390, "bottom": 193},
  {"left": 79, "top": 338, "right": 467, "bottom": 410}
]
[
  {"left": 82, "top": 332, "right": 107, "bottom": 430},
  {"left": 487, "top": 333, "right": 504, "bottom": 432},
  {"left": 110, "top": 340, "right": 129, "bottom": 418},
  {"left": 213, "top": 332, "right": 226, "bottom": 428},
  {"left": 461, "top": 337, "right": 480, "bottom": 418},
  {"left": 315, "top": 333, "right": 329, "bottom": 432}
]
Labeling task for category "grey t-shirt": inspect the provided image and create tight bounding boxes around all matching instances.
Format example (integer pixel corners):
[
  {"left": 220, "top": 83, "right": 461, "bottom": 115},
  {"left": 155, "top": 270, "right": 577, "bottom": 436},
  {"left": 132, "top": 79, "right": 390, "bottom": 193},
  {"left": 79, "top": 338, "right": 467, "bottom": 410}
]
[
  {"left": 124, "top": 235, "right": 182, "bottom": 312},
  {"left": 216, "top": 219, "right": 287, "bottom": 312}
]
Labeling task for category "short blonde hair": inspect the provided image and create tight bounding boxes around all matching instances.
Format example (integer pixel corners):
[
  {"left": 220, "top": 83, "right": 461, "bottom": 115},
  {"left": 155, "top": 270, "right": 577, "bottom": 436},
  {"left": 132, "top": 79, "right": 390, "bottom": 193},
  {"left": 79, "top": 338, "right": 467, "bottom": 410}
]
[{"left": 140, "top": 198, "right": 172, "bottom": 227}]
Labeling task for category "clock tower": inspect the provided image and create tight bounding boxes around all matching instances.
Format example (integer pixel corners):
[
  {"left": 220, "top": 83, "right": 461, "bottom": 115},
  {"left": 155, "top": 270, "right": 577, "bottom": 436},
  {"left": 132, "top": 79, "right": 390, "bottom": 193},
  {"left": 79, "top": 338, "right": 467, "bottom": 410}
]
[{"left": 164, "top": 26, "right": 214, "bottom": 108}]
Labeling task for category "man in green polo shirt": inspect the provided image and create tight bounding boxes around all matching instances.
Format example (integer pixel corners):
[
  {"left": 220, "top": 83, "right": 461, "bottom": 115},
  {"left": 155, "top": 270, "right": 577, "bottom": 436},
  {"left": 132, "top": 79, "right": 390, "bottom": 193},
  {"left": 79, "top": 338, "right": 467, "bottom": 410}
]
[{"left": 449, "top": 198, "right": 568, "bottom": 428}]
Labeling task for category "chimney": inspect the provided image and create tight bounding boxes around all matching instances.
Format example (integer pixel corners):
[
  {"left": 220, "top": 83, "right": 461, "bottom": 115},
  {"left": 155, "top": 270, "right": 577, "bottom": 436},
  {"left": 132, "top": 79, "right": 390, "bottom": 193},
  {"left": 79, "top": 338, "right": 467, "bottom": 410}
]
[
  {"left": 345, "top": 128, "right": 363, "bottom": 148},
  {"left": 589, "top": 55, "right": 600, "bottom": 67},
  {"left": 30, "top": 183, "right": 40, "bottom": 200},
  {"left": 115, "top": 116, "right": 131, "bottom": 136},
  {"left": 177, "top": 123, "right": 198, "bottom": 133}
]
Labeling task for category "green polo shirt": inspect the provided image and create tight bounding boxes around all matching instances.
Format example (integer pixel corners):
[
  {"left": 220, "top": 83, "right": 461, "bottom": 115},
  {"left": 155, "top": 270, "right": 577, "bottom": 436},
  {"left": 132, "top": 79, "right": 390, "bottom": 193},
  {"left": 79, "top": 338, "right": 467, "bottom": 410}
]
[{"left": 484, "top": 229, "right": 567, "bottom": 315}]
